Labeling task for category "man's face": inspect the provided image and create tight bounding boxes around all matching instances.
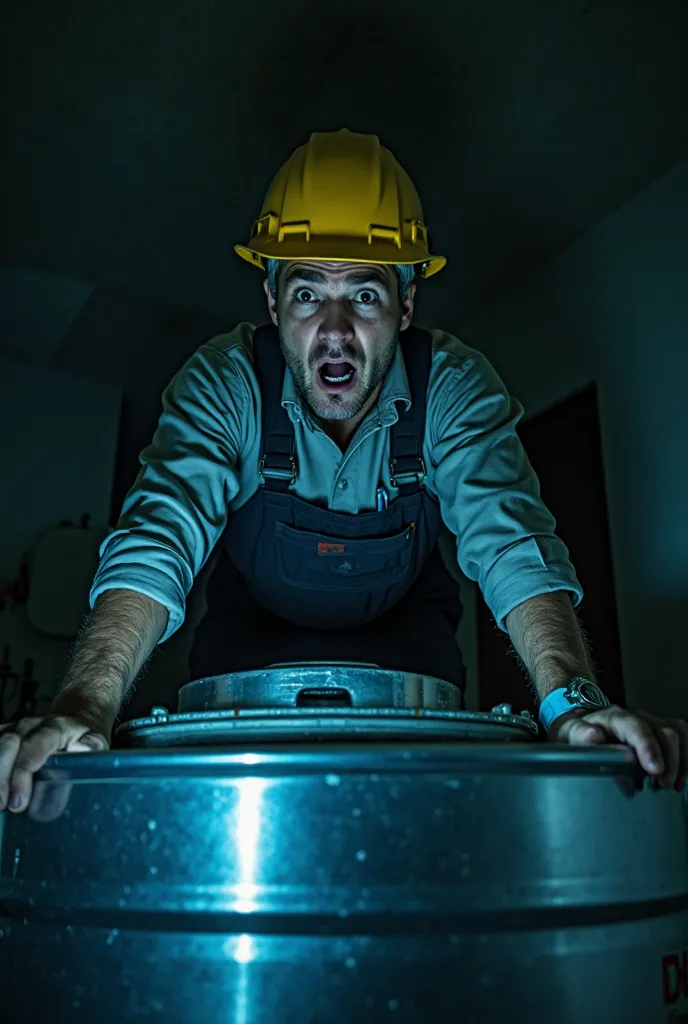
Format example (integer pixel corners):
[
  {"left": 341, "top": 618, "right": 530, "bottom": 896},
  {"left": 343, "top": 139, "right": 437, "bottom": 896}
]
[{"left": 264, "top": 261, "right": 415, "bottom": 422}]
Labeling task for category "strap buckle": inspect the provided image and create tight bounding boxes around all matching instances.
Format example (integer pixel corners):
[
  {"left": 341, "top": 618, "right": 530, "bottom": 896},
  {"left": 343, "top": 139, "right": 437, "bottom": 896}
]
[
  {"left": 389, "top": 456, "right": 426, "bottom": 489},
  {"left": 259, "top": 454, "right": 297, "bottom": 485}
]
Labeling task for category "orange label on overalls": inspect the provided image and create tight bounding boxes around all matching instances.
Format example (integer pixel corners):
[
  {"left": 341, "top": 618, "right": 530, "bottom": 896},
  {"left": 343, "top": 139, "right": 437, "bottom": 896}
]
[{"left": 318, "top": 543, "right": 346, "bottom": 556}]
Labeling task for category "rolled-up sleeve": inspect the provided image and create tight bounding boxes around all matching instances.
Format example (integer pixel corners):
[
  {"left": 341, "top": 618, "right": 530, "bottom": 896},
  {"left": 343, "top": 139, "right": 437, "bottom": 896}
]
[
  {"left": 427, "top": 350, "right": 584, "bottom": 632},
  {"left": 90, "top": 343, "right": 248, "bottom": 641}
]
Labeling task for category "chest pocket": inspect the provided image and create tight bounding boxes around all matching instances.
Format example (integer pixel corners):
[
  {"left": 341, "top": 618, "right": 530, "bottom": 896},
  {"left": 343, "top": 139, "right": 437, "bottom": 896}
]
[{"left": 274, "top": 520, "right": 416, "bottom": 592}]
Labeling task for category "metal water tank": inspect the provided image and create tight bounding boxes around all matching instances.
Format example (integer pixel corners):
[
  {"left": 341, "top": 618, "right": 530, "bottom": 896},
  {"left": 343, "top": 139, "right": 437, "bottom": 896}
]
[{"left": 1, "top": 663, "right": 687, "bottom": 1023}]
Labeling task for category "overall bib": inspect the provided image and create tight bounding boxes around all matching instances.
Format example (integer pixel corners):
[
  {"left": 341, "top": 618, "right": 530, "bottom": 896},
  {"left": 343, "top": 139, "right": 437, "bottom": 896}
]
[{"left": 189, "top": 325, "right": 466, "bottom": 697}]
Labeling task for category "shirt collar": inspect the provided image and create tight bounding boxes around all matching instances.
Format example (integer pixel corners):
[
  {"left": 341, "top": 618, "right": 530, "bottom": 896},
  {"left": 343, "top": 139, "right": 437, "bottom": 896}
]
[{"left": 281, "top": 341, "right": 411, "bottom": 426}]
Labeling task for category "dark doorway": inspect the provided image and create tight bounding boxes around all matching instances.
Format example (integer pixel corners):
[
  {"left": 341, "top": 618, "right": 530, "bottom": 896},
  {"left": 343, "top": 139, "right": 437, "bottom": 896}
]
[{"left": 476, "top": 383, "right": 625, "bottom": 715}]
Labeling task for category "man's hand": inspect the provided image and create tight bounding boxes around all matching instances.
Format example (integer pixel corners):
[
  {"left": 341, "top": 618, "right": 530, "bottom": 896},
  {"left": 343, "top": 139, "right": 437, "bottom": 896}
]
[
  {"left": 0, "top": 590, "right": 168, "bottom": 816},
  {"left": 0, "top": 714, "right": 110, "bottom": 814},
  {"left": 549, "top": 706, "right": 688, "bottom": 792}
]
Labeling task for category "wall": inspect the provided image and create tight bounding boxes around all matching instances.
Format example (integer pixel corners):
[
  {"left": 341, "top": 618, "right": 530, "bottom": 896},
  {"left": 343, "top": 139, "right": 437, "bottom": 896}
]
[
  {"left": 0, "top": 277, "right": 226, "bottom": 719},
  {"left": 0, "top": 356, "right": 120, "bottom": 713},
  {"left": 453, "top": 160, "right": 688, "bottom": 718}
]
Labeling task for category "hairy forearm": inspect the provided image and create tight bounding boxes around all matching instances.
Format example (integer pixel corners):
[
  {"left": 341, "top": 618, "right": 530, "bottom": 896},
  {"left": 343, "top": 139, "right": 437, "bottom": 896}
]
[
  {"left": 51, "top": 588, "right": 169, "bottom": 732},
  {"left": 505, "top": 591, "right": 596, "bottom": 701}
]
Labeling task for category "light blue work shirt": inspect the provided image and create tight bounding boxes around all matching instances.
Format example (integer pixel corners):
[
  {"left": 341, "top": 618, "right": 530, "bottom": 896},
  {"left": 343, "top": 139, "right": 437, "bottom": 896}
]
[{"left": 90, "top": 322, "right": 583, "bottom": 642}]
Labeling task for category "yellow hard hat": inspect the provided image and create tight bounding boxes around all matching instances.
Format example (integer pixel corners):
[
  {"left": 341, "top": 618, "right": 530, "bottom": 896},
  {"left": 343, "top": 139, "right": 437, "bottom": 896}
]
[{"left": 235, "top": 128, "right": 446, "bottom": 279}]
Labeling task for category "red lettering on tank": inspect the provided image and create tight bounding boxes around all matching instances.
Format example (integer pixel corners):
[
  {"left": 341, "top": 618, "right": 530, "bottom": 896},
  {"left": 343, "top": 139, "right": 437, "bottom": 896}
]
[{"left": 663, "top": 951, "right": 688, "bottom": 1005}]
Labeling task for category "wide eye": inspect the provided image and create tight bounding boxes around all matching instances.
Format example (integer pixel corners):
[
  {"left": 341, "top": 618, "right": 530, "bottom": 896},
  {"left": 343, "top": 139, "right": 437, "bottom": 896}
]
[
  {"left": 354, "top": 289, "right": 378, "bottom": 306},
  {"left": 294, "top": 288, "right": 318, "bottom": 304}
]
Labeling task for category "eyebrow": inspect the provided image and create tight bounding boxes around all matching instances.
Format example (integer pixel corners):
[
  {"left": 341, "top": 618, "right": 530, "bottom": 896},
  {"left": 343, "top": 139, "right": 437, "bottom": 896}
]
[{"left": 284, "top": 268, "right": 390, "bottom": 290}]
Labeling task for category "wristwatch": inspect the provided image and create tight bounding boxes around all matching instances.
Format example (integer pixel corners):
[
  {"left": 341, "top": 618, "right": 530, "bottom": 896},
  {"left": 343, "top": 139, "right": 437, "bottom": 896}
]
[{"left": 538, "top": 677, "right": 611, "bottom": 733}]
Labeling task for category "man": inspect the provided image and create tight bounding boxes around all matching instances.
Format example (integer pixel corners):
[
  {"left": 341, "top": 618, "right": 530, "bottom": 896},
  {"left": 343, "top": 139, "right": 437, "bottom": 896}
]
[{"left": 0, "top": 128, "right": 685, "bottom": 814}]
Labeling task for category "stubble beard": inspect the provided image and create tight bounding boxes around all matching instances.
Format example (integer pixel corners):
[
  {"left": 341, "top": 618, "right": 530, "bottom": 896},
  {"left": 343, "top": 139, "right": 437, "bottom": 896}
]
[{"left": 278, "top": 325, "right": 399, "bottom": 422}]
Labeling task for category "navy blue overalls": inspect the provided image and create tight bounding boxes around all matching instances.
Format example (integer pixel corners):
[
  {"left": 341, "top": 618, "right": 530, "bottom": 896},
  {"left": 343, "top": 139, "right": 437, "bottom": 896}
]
[{"left": 189, "top": 324, "right": 466, "bottom": 697}]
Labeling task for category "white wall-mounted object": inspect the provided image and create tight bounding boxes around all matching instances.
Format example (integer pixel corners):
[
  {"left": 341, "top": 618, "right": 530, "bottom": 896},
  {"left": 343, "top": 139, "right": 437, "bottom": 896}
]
[{"left": 0, "top": 355, "right": 121, "bottom": 700}]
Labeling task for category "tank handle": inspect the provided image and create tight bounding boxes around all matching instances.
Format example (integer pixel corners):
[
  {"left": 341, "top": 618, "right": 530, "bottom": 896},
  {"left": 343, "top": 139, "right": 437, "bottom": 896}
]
[{"left": 296, "top": 687, "right": 353, "bottom": 708}]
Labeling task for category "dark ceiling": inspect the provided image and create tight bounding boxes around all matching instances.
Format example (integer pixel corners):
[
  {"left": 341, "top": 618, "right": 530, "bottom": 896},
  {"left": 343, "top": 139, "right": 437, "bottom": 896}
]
[{"left": 2, "top": 0, "right": 688, "bottom": 362}]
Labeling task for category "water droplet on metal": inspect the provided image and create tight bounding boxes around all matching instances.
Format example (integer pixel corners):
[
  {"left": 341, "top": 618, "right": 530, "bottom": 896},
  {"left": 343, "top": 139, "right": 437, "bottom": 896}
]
[
  {"left": 355, "top": 849, "right": 367, "bottom": 862},
  {"left": 352, "top": 808, "right": 361, "bottom": 817},
  {"left": 325, "top": 774, "right": 341, "bottom": 787},
  {"left": 106, "top": 929, "right": 119, "bottom": 945},
  {"left": 345, "top": 957, "right": 356, "bottom": 968},
  {"left": 149, "top": 865, "right": 158, "bottom": 875},
  {"left": 147, "top": 819, "right": 157, "bottom": 831}
]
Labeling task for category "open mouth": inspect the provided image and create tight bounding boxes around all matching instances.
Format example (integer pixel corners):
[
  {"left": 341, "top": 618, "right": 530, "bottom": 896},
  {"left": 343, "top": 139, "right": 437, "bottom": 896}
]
[{"left": 317, "top": 361, "right": 358, "bottom": 393}]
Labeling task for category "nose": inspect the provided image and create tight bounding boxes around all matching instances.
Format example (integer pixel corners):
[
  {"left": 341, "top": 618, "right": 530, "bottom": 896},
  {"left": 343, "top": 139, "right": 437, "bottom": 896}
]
[{"left": 317, "top": 300, "right": 355, "bottom": 349}]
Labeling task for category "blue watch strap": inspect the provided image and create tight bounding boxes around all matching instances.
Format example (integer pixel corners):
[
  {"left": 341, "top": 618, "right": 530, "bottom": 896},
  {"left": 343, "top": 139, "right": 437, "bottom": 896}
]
[
  {"left": 538, "top": 687, "right": 575, "bottom": 732},
  {"left": 539, "top": 678, "right": 611, "bottom": 732}
]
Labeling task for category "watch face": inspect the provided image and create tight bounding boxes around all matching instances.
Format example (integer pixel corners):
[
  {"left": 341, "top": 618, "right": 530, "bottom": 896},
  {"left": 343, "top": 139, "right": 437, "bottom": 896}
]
[
  {"left": 578, "top": 681, "right": 599, "bottom": 703},
  {"left": 569, "top": 678, "right": 607, "bottom": 707}
]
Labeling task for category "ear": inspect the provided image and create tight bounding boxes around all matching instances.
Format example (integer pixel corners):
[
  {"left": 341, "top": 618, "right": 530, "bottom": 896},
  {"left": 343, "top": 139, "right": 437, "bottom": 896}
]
[
  {"left": 399, "top": 281, "right": 416, "bottom": 332},
  {"left": 263, "top": 277, "right": 279, "bottom": 326}
]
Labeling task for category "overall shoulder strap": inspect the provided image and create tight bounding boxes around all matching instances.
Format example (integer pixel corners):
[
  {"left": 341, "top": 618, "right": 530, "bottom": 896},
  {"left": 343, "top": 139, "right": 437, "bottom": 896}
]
[
  {"left": 252, "top": 324, "right": 295, "bottom": 492},
  {"left": 389, "top": 326, "right": 433, "bottom": 496}
]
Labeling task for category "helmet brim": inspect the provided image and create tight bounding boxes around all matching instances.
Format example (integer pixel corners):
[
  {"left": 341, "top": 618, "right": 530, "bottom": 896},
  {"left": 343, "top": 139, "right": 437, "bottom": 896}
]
[{"left": 235, "top": 242, "right": 446, "bottom": 279}]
